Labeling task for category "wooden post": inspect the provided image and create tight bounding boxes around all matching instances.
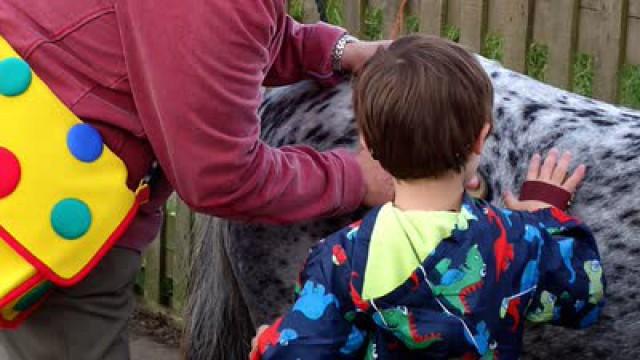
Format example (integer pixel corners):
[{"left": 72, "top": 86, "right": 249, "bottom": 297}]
[
  {"left": 627, "top": 4, "right": 640, "bottom": 65},
  {"left": 142, "top": 222, "right": 164, "bottom": 305},
  {"left": 502, "top": 0, "right": 533, "bottom": 73},
  {"left": 631, "top": 0, "right": 640, "bottom": 17},
  {"left": 303, "top": 0, "right": 321, "bottom": 23},
  {"left": 593, "top": 0, "right": 628, "bottom": 102},
  {"left": 447, "top": 0, "right": 462, "bottom": 29},
  {"left": 344, "top": 0, "right": 363, "bottom": 35},
  {"left": 545, "top": 0, "right": 580, "bottom": 89},
  {"left": 171, "top": 198, "right": 193, "bottom": 313},
  {"left": 460, "top": 0, "right": 488, "bottom": 53},
  {"left": 420, "top": 0, "right": 448, "bottom": 36}
]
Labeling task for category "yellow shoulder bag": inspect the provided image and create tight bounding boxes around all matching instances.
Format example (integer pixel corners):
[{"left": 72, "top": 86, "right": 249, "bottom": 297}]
[{"left": 0, "top": 36, "right": 151, "bottom": 328}]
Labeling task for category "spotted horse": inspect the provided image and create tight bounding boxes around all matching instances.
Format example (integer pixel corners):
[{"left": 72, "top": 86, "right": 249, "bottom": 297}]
[{"left": 183, "top": 55, "right": 640, "bottom": 360}]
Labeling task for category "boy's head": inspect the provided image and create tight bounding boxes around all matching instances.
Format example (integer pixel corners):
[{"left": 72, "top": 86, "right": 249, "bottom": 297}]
[{"left": 353, "top": 34, "right": 494, "bottom": 181}]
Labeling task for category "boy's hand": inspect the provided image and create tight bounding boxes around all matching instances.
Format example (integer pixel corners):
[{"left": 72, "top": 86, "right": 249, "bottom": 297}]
[
  {"left": 249, "top": 325, "right": 269, "bottom": 360},
  {"left": 504, "top": 149, "right": 586, "bottom": 211}
]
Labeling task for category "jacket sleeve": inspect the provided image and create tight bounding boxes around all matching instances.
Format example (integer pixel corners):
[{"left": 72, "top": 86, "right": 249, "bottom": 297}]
[
  {"left": 117, "top": 0, "right": 364, "bottom": 225},
  {"left": 526, "top": 207, "right": 606, "bottom": 329},
  {"left": 263, "top": 15, "right": 347, "bottom": 87},
  {"left": 253, "top": 234, "right": 367, "bottom": 359}
]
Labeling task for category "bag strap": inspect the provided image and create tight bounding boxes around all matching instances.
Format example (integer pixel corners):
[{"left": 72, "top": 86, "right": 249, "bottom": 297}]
[{"left": 134, "top": 160, "right": 159, "bottom": 204}]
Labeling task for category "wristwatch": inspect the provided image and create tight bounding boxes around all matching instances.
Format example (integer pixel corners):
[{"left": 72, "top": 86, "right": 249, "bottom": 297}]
[{"left": 332, "top": 33, "right": 359, "bottom": 74}]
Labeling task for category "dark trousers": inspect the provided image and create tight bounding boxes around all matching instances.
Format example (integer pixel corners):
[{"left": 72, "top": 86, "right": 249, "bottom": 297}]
[{"left": 0, "top": 247, "right": 141, "bottom": 360}]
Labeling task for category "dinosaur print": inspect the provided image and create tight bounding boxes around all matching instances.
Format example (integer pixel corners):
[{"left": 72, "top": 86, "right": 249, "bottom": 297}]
[
  {"left": 464, "top": 321, "right": 491, "bottom": 356},
  {"left": 292, "top": 280, "right": 339, "bottom": 320},
  {"left": 332, "top": 244, "right": 347, "bottom": 266},
  {"left": 373, "top": 306, "right": 442, "bottom": 350},
  {"left": 432, "top": 245, "right": 486, "bottom": 314},
  {"left": 255, "top": 317, "right": 285, "bottom": 357},
  {"left": 346, "top": 220, "right": 362, "bottom": 241},
  {"left": 498, "top": 260, "right": 537, "bottom": 333},
  {"left": 584, "top": 260, "right": 604, "bottom": 304},
  {"left": 558, "top": 239, "right": 576, "bottom": 284},
  {"left": 527, "top": 291, "right": 558, "bottom": 323},
  {"left": 339, "top": 325, "right": 366, "bottom": 355},
  {"left": 550, "top": 207, "right": 574, "bottom": 224},
  {"left": 349, "top": 272, "right": 370, "bottom": 312},
  {"left": 485, "top": 208, "right": 514, "bottom": 281}
]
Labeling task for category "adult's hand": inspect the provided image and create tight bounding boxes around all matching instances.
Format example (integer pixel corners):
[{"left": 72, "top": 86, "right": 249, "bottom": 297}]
[
  {"left": 354, "top": 146, "right": 490, "bottom": 207},
  {"left": 341, "top": 40, "right": 392, "bottom": 74},
  {"left": 354, "top": 148, "right": 395, "bottom": 207}
]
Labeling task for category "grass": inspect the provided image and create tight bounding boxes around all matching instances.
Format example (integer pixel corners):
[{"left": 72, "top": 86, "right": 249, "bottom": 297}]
[
  {"left": 363, "top": 6, "right": 384, "bottom": 40},
  {"left": 527, "top": 42, "right": 549, "bottom": 81},
  {"left": 572, "top": 53, "right": 594, "bottom": 98},
  {"left": 620, "top": 64, "right": 640, "bottom": 110},
  {"left": 324, "top": 0, "right": 344, "bottom": 26},
  {"left": 288, "top": 0, "right": 304, "bottom": 22},
  {"left": 443, "top": 24, "right": 461, "bottom": 43},
  {"left": 482, "top": 33, "right": 504, "bottom": 63}
]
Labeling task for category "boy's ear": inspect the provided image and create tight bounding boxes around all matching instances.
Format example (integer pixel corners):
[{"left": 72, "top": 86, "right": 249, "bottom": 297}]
[{"left": 471, "top": 123, "right": 491, "bottom": 155}]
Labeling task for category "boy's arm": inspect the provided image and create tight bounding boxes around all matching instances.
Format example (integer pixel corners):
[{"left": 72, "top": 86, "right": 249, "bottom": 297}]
[
  {"left": 525, "top": 208, "right": 606, "bottom": 329},
  {"left": 251, "top": 234, "right": 366, "bottom": 359}
]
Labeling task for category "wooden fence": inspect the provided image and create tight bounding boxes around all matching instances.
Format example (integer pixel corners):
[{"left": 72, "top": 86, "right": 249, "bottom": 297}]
[
  {"left": 290, "top": 0, "right": 640, "bottom": 107},
  {"left": 135, "top": 194, "right": 193, "bottom": 322},
  {"left": 136, "top": 0, "right": 640, "bottom": 319}
]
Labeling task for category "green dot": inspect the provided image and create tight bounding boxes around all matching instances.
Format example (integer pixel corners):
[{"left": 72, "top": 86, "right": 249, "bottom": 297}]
[
  {"left": 13, "top": 282, "right": 53, "bottom": 312},
  {"left": 51, "top": 199, "right": 92, "bottom": 240},
  {"left": 0, "top": 58, "right": 33, "bottom": 96}
]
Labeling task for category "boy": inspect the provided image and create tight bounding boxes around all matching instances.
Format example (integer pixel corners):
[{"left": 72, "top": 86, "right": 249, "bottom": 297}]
[{"left": 250, "top": 35, "right": 605, "bottom": 360}]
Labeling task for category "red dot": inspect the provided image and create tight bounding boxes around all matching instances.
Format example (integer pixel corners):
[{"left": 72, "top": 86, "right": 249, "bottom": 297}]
[{"left": 0, "top": 148, "right": 21, "bottom": 198}]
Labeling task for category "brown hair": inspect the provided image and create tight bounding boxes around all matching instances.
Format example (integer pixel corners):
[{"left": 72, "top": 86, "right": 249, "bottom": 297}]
[{"left": 353, "top": 34, "right": 494, "bottom": 180}]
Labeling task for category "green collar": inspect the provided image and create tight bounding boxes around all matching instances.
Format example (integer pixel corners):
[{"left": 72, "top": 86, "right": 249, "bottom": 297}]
[{"left": 362, "top": 202, "right": 477, "bottom": 300}]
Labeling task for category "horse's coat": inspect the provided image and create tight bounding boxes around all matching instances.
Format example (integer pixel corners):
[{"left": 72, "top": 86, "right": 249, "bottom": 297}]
[{"left": 184, "top": 56, "right": 640, "bottom": 360}]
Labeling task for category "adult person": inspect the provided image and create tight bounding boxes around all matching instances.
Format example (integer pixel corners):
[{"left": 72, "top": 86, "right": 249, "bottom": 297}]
[{"left": 0, "top": 1, "right": 395, "bottom": 359}]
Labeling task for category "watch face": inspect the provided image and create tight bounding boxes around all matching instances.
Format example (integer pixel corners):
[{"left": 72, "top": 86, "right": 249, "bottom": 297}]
[{"left": 345, "top": 35, "right": 359, "bottom": 43}]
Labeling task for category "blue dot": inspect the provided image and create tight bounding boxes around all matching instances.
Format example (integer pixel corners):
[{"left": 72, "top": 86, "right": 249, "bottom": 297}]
[
  {"left": 0, "top": 58, "right": 32, "bottom": 96},
  {"left": 51, "top": 199, "right": 92, "bottom": 240},
  {"left": 67, "top": 124, "right": 104, "bottom": 162}
]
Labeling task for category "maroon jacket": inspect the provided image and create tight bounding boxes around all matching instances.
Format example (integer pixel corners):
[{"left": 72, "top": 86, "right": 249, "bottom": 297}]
[{"left": 0, "top": 0, "right": 365, "bottom": 250}]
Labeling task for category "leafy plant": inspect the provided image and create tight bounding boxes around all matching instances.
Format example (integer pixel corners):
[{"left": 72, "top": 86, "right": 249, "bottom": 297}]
[
  {"left": 482, "top": 33, "right": 504, "bottom": 63},
  {"left": 527, "top": 42, "right": 549, "bottom": 81},
  {"left": 620, "top": 64, "right": 640, "bottom": 109},
  {"left": 443, "top": 24, "right": 461, "bottom": 43},
  {"left": 363, "top": 7, "right": 384, "bottom": 40},
  {"left": 405, "top": 15, "right": 421, "bottom": 34},
  {"left": 573, "top": 53, "right": 594, "bottom": 98},
  {"left": 325, "top": 0, "right": 344, "bottom": 26},
  {"left": 289, "top": 0, "right": 304, "bottom": 22}
]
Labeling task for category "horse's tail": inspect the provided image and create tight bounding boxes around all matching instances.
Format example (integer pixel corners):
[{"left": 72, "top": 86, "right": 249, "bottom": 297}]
[{"left": 182, "top": 215, "right": 254, "bottom": 360}]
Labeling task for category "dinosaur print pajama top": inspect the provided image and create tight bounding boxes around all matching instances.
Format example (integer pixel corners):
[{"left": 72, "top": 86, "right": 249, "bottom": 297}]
[{"left": 253, "top": 194, "right": 605, "bottom": 360}]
